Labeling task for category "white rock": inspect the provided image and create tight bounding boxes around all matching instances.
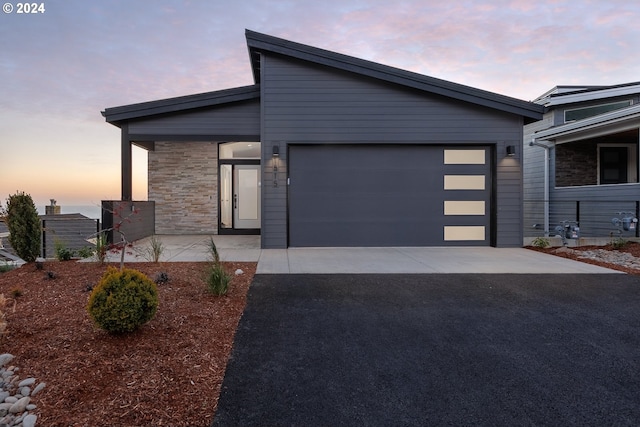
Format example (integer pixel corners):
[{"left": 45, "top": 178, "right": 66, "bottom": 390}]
[
  {"left": 31, "top": 382, "right": 45, "bottom": 396},
  {"left": 9, "top": 396, "right": 30, "bottom": 413},
  {"left": 235, "top": 268, "right": 244, "bottom": 275},
  {"left": 23, "top": 413, "right": 38, "bottom": 427},
  {"left": 0, "top": 354, "right": 13, "bottom": 368},
  {"left": 4, "top": 396, "right": 17, "bottom": 404},
  {"left": 20, "top": 386, "right": 31, "bottom": 396},
  {"left": 18, "top": 378, "right": 36, "bottom": 388}
]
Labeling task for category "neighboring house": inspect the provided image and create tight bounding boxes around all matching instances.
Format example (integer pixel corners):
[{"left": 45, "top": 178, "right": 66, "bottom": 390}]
[
  {"left": 524, "top": 82, "right": 640, "bottom": 240},
  {"left": 102, "top": 30, "right": 543, "bottom": 249},
  {"left": 1, "top": 214, "right": 97, "bottom": 260}
]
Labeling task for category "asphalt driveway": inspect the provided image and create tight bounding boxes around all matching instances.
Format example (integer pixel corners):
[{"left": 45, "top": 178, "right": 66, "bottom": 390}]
[{"left": 213, "top": 274, "right": 640, "bottom": 426}]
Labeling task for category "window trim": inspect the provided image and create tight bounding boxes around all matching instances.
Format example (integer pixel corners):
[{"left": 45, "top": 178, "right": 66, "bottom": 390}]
[
  {"left": 564, "top": 100, "right": 633, "bottom": 123},
  {"left": 597, "top": 143, "right": 637, "bottom": 185}
]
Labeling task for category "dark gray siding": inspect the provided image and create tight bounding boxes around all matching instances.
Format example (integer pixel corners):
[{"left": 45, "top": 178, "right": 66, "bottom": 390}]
[
  {"left": 102, "top": 201, "right": 155, "bottom": 244},
  {"left": 260, "top": 54, "right": 525, "bottom": 248},
  {"left": 127, "top": 100, "right": 260, "bottom": 138},
  {"left": 40, "top": 215, "right": 99, "bottom": 259}
]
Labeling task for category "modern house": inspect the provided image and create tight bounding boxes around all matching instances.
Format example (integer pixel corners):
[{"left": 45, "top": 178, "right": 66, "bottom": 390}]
[
  {"left": 524, "top": 82, "right": 640, "bottom": 241},
  {"left": 102, "top": 30, "right": 543, "bottom": 249}
]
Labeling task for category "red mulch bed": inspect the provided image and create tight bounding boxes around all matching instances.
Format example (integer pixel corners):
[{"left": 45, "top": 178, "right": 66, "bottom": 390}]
[
  {"left": 0, "top": 261, "right": 255, "bottom": 427},
  {"left": 527, "top": 241, "right": 640, "bottom": 275}
]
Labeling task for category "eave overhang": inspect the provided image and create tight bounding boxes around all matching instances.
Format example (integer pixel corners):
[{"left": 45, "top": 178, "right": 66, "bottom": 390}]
[
  {"left": 534, "top": 104, "right": 640, "bottom": 144},
  {"left": 246, "top": 29, "right": 544, "bottom": 123},
  {"left": 102, "top": 84, "right": 261, "bottom": 126}
]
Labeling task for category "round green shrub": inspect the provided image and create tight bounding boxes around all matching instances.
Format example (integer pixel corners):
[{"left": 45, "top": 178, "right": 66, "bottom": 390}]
[{"left": 87, "top": 267, "right": 159, "bottom": 334}]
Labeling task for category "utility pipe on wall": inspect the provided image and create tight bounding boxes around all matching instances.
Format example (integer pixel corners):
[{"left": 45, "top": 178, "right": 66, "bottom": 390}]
[{"left": 529, "top": 138, "right": 551, "bottom": 236}]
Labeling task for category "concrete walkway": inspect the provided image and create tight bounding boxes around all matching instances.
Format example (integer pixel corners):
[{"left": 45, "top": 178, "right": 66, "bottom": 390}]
[{"left": 112, "top": 235, "right": 621, "bottom": 274}]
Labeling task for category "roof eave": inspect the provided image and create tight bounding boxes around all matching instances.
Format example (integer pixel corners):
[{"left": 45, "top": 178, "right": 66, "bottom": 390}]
[
  {"left": 534, "top": 104, "right": 640, "bottom": 141},
  {"left": 102, "top": 84, "right": 261, "bottom": 125}
]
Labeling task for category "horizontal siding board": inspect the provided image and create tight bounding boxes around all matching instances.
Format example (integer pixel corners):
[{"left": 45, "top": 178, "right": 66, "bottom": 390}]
[
  {"left": 260, "top": 54, "right": 525, "bottom": 248},
  {"left": 128, "top": 100, "right": 260, "bottom": 137}
]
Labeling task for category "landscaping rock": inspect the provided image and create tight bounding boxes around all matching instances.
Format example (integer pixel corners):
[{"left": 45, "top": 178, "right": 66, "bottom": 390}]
[
  {"left": 23, "top": 413, "right": 38, "bottom": 427},
  {"left": 0, "top": 354, "right": 13, "bottom": 368},
  {"left": 9, "top": 396, "right": 30, "bottom": 413}
]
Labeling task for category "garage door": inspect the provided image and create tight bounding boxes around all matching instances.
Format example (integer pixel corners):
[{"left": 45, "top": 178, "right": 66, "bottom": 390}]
[{"left": 288, "top": 144, "right": 492, "bottom": 247}]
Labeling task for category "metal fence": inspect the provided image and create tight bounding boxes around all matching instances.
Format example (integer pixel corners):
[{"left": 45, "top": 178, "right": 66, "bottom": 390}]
[{"left": 524, "top": 199, "right": 639, "bottom": 239}]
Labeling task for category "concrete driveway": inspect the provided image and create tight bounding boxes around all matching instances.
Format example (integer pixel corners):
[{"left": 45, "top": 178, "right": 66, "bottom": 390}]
[{"left": 213, "top": 273, "right": 640, "bottom": 426}]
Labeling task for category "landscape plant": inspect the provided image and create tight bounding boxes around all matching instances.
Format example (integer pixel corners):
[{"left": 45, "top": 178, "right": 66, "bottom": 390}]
[
  {"left": 0, "top": 294, "right": 7, "bottom": 343},
  {"left": 94, "top": 231, "right": 108, "bottom": 264},
  {"left": 531, "top": 237, "right": 550, "bottom": 248},
  {"left": 87, "top": 266, "right": 159, "bottom": 334},
  {"left": 141, "top": 234, "right": 164, "bottom": 262},
  {"left": 204, "top": 237, "right": 232, "bottom": 296},
  {"left": 4, "top": 191, "right": 41, "bottom": 262},
  {"left": 77, "top": 246, "right": 95, "bottom": 259},
  {"left": 54, "top": 239, "right": 75, "bottom": 261},
  {"left": 611, "top": 237, "right": 628, "bottom": 250}
]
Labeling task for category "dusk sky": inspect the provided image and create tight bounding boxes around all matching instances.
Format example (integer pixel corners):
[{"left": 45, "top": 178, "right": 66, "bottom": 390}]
[{"left": 1, "top": 0, "right": 639, "bottom": 209}]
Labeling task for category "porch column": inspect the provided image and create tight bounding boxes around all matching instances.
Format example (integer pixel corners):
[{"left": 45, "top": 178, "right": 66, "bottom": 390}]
[{"left": 121, "top": 123, "right": 133, "bottom": 201}]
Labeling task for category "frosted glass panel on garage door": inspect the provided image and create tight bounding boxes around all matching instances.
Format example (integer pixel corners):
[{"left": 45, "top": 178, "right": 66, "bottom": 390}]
[{"left": 444, "top": 149, "right": 486, "bottom": 165}]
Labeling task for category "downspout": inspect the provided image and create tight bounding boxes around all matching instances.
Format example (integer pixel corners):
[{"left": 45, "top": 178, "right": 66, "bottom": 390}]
[{"left": 529, "top": 138, "right": 550, "bottom": 236}]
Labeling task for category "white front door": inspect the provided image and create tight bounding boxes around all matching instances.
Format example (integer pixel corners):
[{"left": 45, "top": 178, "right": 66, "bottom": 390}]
[{"left": 233, "top": 165, "right": 261, "bottom": 229}]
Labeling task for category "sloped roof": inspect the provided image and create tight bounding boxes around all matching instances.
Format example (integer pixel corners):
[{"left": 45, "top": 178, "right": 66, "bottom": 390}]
[
  {"left": 246, "top": 30, "right": 543, "bottom": 122},
  {"left": 103, "top": 30, "right": 543, "bottom": 125},
  {"left": 533, "top": 81, "right": 640, "bottom": 107},
  {"left": 102, "top": 85, "right": 260, "bottom": 125},
  {"left": 534, "top": 103, "right": 640, "bottom": 142}
]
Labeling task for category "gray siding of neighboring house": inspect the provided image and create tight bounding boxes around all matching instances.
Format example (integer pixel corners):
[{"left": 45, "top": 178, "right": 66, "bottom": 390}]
[
  {"left": 127, "top": 99, "right": 261, "bottom": 139},
  {"left": 549, "top": 184, "right": 640, "bottom": 237},
  {"left": 260, "top": 54, "right": 526, "bottom": 248},
  {"left": 523, "top": 113, "right": 554, "bottom": 236}
]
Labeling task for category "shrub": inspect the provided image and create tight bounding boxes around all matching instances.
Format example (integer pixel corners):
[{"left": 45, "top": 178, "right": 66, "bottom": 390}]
[
  {"left": 205, "top": 263, "right": 232, "bottom": 296},
  {"left": 141, "top": 235, "right": 164, "bottom": 262},
  {"left": 54, "top": 240, "right": 75, "bottom": 261},
  {"left": 5, "top": 192, "right": 41, "bottom": 262},
  {"left": 87, "top": 267, "right": 159, "bottom": 334},
  {"left": 531, "top": 237, "right": 550, "bottom": 248},
  {"left": 611, "top": 237, "right": 628, "bottom": 250},
  {"left": 204, "top": 238, "right": 232, "bottom": 296},
  {"left": 77, "top": 246, "right": 95, "bottom": 259},
  {"left": 0, "top": 263, "right": 14, "bottom": 274}
]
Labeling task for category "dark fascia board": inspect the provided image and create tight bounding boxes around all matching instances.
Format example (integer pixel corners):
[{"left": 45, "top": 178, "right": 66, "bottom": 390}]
[
  {"left": 246, "top": 29, "right": 544, "bottom": 122},
  {"left": 548, "top": 81, "right": 640, "bottom": 98},
  {"left": 102, "top": 85, "right": 261, "bottom": 126}
]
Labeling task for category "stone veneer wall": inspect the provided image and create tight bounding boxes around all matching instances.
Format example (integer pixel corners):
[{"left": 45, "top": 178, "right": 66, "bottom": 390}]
[
  {"left": 149, "top": 141, "right": 218, "bottom": 234},
  {"left": 555, "top": 141, "right": 598, "bottom": 187}
]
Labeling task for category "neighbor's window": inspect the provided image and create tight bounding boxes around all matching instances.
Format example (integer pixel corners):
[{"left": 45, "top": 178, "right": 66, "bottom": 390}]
[
  {"left": 599, "top": 145, "right": 635, "bottom": 185},
  {"left": 564, "top": 100, "right": 632, "bottom": 123},
  {"left": 554, "top": 129, "right": 639, "bottom": 187}
]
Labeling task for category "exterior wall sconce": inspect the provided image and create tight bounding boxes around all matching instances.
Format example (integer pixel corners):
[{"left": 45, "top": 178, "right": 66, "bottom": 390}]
[
  {"left": 506, "top": 145, "right": 516, "bottom": 157},
  {"left": 272, "top": 145, "right": 279, "bottom": 157}
]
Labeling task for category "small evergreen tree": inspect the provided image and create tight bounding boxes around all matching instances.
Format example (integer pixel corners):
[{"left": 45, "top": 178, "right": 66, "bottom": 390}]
[{"left": 5, "top": 192, "right": 41, "bottom": 262}]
